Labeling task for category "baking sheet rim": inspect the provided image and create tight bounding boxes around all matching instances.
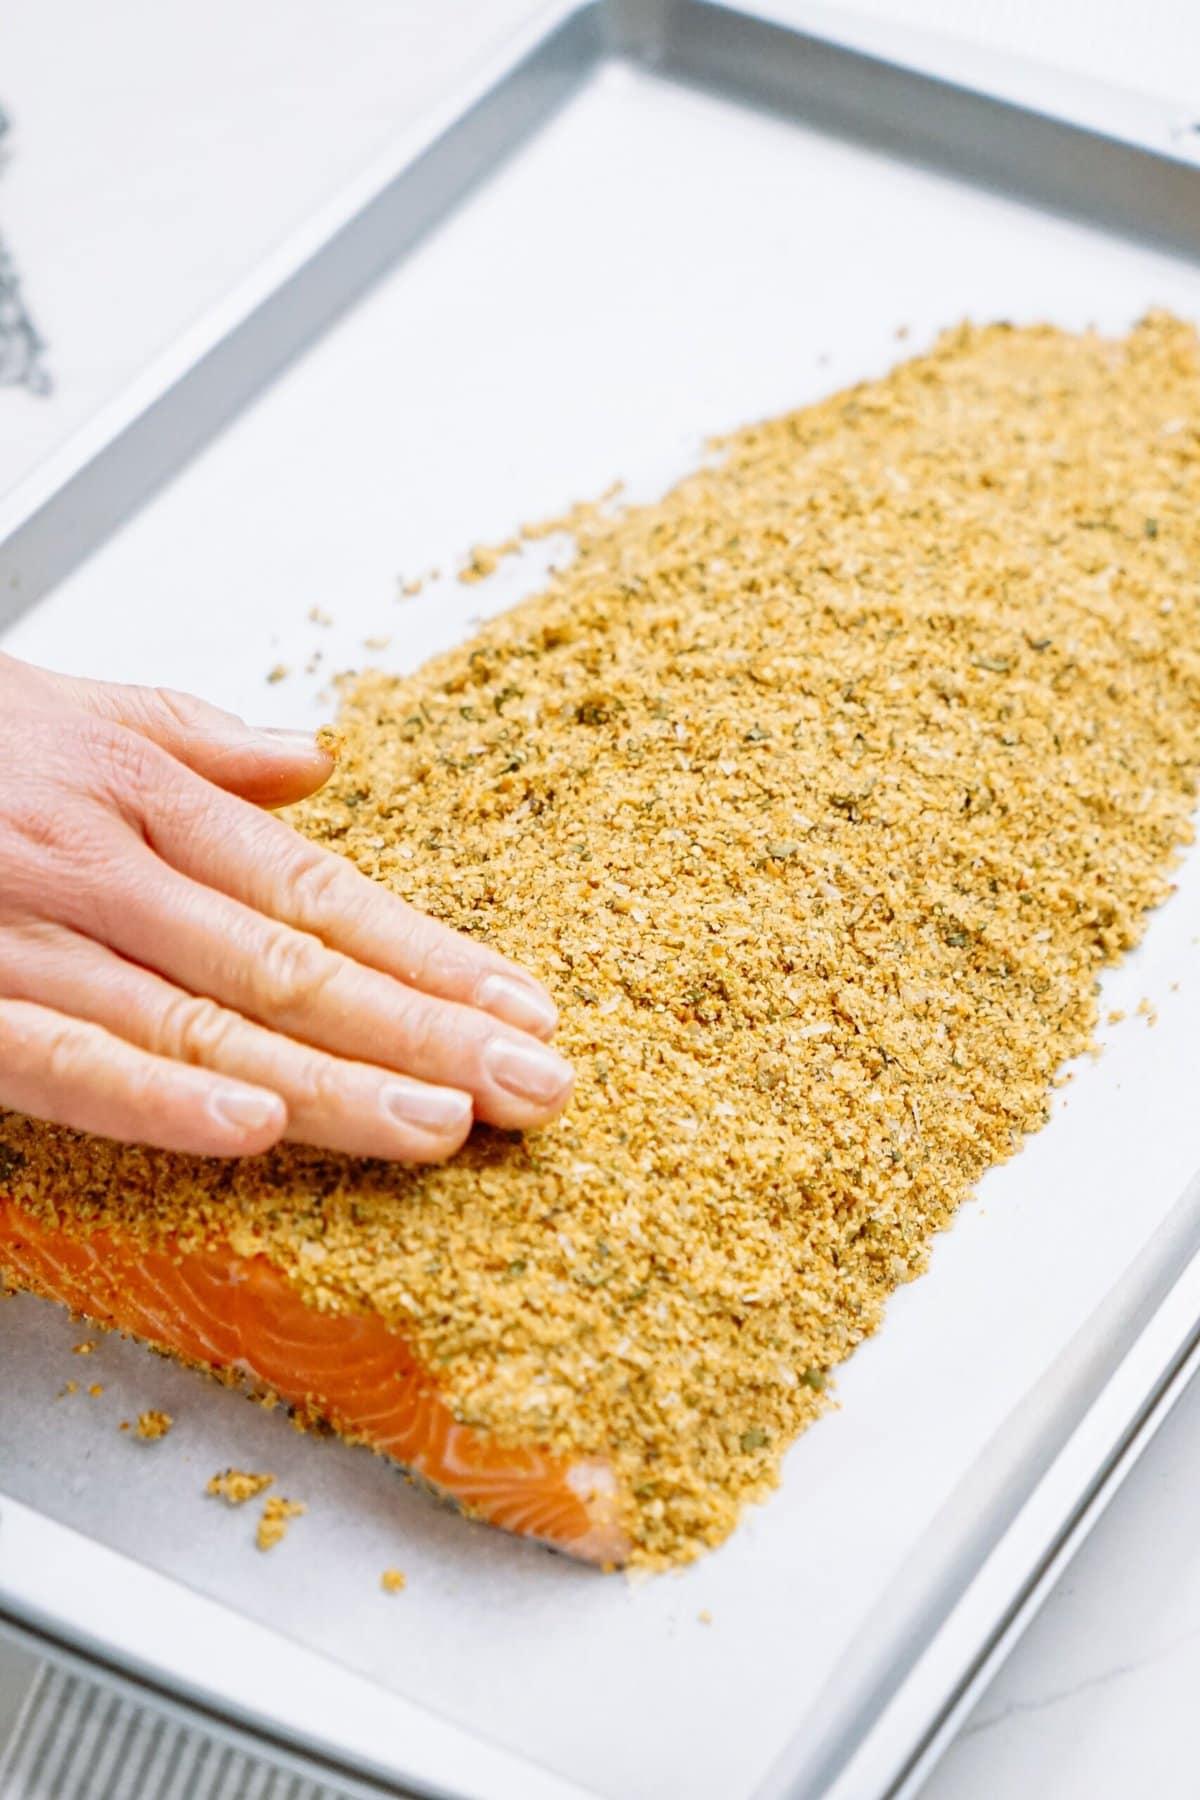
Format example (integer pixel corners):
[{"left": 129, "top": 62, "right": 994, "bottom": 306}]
[{"left": 3, "top": 4, "right": 1200, "bottom": 1796}]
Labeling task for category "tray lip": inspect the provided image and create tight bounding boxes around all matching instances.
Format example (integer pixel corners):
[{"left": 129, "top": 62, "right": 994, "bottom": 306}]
[
  {"left": 755, "top": 1167, "right": 1200, "bottom": 1799},
  {"left": 0, "top": 1492, "right": 592, "bottom": 1800},
  {"left": 4, "top": 0, "right": 1200, "bottom": 577},
  {"left": 4, "top": 3, "right": 1200, "bottom": 1798},
  {"left": 0, "top": 0, "right": 591, "bottom": 555}
]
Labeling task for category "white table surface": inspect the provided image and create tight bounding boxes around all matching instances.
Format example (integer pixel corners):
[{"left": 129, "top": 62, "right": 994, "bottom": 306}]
[{"left": 2, "top": 2, "right": 1200, "bottom": 1795}]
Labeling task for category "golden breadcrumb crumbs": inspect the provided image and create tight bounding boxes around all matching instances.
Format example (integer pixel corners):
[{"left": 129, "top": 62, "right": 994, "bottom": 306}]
[
  {"left": 87, "top": 1383, "right": 104, "bottom": 1398},
  {"left": 1107, "top": 1009, "right": 1127, "bottom": 1025},
  {"left": 520, "top": 484, "right": 624, "bottom": 544},
  {"left": 56, "top": 1381, "right": 78, "bottom": 1400},
  {"left": 363, "top": 635, "right": 392, "bottom": 652},
  {"left": 72, "top": 1342, "right": 95, "bottom": 1356},
  {"left": 398, "top": 576, "right": 424, "bottom": 600},
  {"left": 459, "top": 539, "right": 520, "bottom": 584},
  {"left": 698, "top": 1609, "right": 713, "bottom": 1625},
  {"left": 3, "top": 316, "right": 1200, "bottom": 1566},
  {"left": 256, "top": 1496, "right": 305, "bottom": 1551},
  {"left": 380, "top": 1568, "right": 407, "bottom": 1594},
  {"left": 265, "top": 663, "right": 290, "bottom": 685},
  {"left": 206, "top": 1468, "right": 275, "bottom": 1507},
  {"left": 134, "top": 1409, "right": 172, "bottom": 1441},
  {"left": 308, "top": 606, "right": 333, "bottom": 627}
]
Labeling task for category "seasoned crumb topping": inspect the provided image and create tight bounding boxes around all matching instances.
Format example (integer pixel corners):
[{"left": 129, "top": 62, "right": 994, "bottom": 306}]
[
  {"left": 3, "top": 316, "right": 1200, "bottom": 1564},
  {"left": 134, "top": 1409, "right": 172, "bottom": 1441},
  {"left": 256, "top": 1495, "right": 305, "bottom": 1551},
  {"left": 206, "top": 1468, "right": 275, "bottom": 1507},
  {"left": 380, "top": 1568, "right": 407, "bottom": 1593}
]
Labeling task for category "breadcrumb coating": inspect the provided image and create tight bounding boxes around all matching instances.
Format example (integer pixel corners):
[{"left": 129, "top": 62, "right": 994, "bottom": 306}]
[{"left": 3, "top": 316, "right": 1200, "bottom": 1563}]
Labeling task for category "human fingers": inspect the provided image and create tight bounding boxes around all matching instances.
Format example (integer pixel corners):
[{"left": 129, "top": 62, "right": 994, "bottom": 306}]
[
  {"left": 1, "top": 652, "right": 332, "bottom": 808},
  {"left": 0, "top": 922, "right": 473, "bottom": 1162},
  {"left": 140, "top": 762, "right": 560, "bottom": 1039},
  {"left": 0, "top": 996, "right": 285, "bottom": 1156},
  {"left": 76, "top": 843, "right": 574, "bottom": 1132}
]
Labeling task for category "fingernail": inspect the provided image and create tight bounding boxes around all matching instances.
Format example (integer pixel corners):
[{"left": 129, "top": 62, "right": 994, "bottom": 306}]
[
  {"left": 210, "top": 1086, "right": 284, "bottom": 1136},
  {"left": 258, "top": 727, "right": 329, "bottom": 754},
  {"left": 476, "top": 973, "right": 558, "bottom": 1037},
  {"left": 484, "top": 1037, "right": 573, "bottom": 1105},
  {"left": 383, "top": 1080, "right": 472, "bottom": 1134}
]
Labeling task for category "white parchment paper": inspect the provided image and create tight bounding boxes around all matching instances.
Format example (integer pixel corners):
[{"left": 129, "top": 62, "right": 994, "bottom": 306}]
[{"left": 2, "top": 59, "right": 1199, "bottom": 1800}]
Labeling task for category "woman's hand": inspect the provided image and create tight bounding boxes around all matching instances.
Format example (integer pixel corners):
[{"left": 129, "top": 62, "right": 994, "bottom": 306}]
[{"left": 0, "top": 652, "right": 573, "bottom": 1161}]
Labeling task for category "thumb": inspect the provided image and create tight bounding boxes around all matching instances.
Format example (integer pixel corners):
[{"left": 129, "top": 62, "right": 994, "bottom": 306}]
[{"left": 14, "top": 657, "right": 334, "bottom": 807}]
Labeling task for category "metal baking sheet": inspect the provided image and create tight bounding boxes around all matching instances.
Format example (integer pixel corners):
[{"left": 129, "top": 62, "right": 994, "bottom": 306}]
[{"left": 3, "top": 3, "right": 1200, "bottom": 1796}]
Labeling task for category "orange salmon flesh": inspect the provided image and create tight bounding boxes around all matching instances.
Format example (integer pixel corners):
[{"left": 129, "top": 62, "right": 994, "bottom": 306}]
[{"left": 0, "top": 1199, "right": 630, "bottom": 1566}]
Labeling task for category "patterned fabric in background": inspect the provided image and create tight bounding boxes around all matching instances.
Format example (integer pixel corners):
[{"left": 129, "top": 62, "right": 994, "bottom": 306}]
[{"left": 0, "top": 105, "right": 50, "bottom": 394}]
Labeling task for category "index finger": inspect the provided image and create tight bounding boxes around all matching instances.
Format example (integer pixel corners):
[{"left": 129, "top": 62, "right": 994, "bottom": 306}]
[{"left": 139, "top": 763, "right": 559, "bottom": 1039}]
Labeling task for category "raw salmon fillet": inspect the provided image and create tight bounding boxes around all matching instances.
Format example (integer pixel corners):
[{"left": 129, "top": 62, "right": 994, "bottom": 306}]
[
  {"left": 5, "top": 319, "right": 1200, "bottom": 1569},
  {"left": 0, "top": 1198, "right": 629, "bottom": 1566}
]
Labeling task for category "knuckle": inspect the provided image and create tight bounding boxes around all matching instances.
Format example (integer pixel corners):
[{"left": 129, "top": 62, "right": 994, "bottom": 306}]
[
  {"left": 255, "top": 928, "right": 341, "bottom": 1019},
  {"left": 71, "top": 719, "right": 179, "bottom": 829},
  {"left": 393, "top": 987, "right": 459, "bottom": 1069},
  {"left": 83, "top": 717, "right": 160, "bottom": 788},
  {"left": 39, "top": 1016, "right": 92, "bottom": 1087},
  {"left": 287, "top": 1053, "right": 348, "bottom": 1116},
  {"left": 160, "top": 993, "right": 240, "bottom": 1066},
  {"left": 385, "top": 902, "right": 474, "bottom": 992},
  {"left": 148, "top": 686, "right": 213, "bottom": 737},
  {"left": 119, "top": 1054, "right": 166, "bottom": 1117},
  {"left": 6, "top": 798, "right": 74, "bottom": 857},
  {"left": 0, "top": 920, "right": 63, "bottom": 993},
  {"left": 288, "top": 848, "right": 353, "bottom": 930},
  {"left": 0, "top": 997, "right": 34, "bottom": 1060}
]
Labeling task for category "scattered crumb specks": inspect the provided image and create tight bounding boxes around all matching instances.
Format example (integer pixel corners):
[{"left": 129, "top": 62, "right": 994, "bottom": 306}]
[
  {"left": 135, "top": 1409, "right": 172, "bottom": 1441},
  {"left": 459, "top": 539, "right": 521, "bottom": 584},
  {"left": 256, "top": 1496, "right": 305, "bottom": 1551},
  {"left": 3, "top": 315, "right": 1200, "bottom": 1570},
  {"left": 206, "top": 1468, "right": 275, "bottom": 1507},
  {"left": 381, "top": 1568, "right": 407, "bottom": 1594}
]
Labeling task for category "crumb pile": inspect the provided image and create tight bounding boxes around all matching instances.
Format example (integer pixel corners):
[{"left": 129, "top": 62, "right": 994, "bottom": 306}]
[
  {"left": 133, "top": 1409, "right": 172, "bottom": 1441},
  {"left": 3, "top": 316, "right": 1200, "bottom": 1564},
  {"left": 206, "top": 1468, "right": 275, "bottom": 1506},
  {"left": 256, "top": 1496, "right": 305, "bottom": 1552}
]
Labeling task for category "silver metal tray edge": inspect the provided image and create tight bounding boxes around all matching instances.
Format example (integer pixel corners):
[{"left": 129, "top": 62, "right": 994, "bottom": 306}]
[{"left": 3, "top": 4, "right": 1200, "bottom": 1796}]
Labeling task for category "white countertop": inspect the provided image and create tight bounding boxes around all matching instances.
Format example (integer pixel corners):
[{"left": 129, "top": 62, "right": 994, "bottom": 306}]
[{"left": 2, "top": 2, "right": 1200, "bottom": 1795}]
